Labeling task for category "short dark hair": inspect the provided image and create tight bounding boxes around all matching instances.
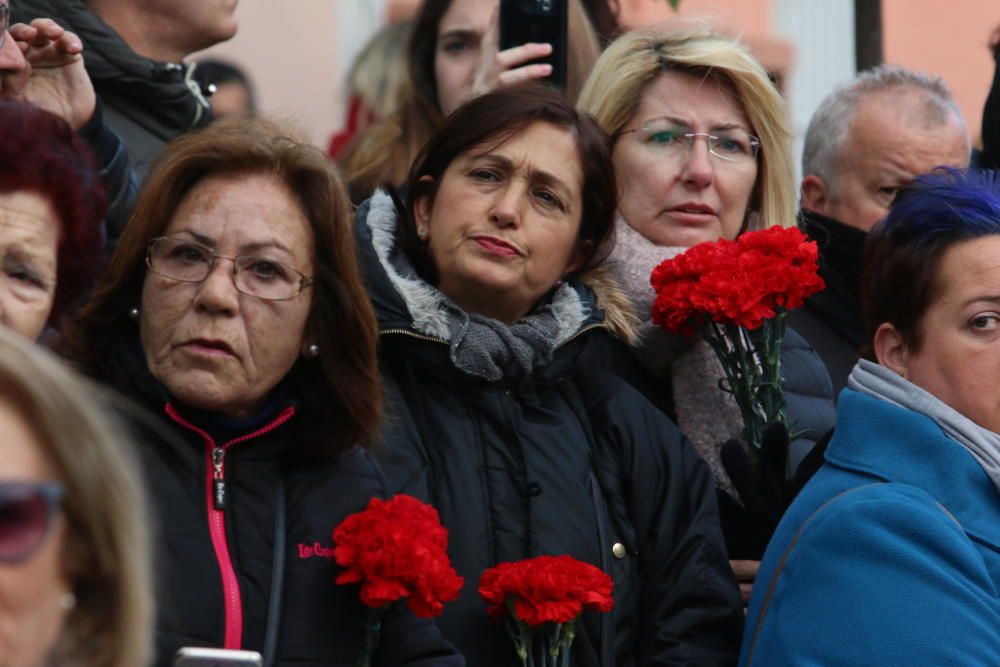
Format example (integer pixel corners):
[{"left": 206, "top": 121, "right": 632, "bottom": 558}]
[
  {"left": 0, "top": 101, "right": 107, "bottom": 327},
  {"left": 60, "top": 117, "right": 381, "bottom": 457},
  {"left": 398, "top": 82, "right": 618, "bottom": 286},
  {"left": 863, "top": 167, "right": 1000, "bottom": 357}
]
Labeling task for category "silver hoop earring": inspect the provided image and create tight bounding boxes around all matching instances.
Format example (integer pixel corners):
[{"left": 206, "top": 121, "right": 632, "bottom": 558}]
[
  {"left": 128, "top": 307, "right": 140, "bottom": 321},
  {"left": 307, "top": 344, "right": 320, "bottom": 358}
]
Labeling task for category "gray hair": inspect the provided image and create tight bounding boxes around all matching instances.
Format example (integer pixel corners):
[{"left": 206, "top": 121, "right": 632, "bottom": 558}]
[{"left": 802, "top": 64, "right": 966, "bottom": 190}]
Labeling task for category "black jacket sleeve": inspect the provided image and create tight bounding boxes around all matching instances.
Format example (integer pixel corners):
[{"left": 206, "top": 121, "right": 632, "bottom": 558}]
[
  {"left": 77, "top": 98, "right": 139, "bottom": 253},
  {"left": 580, "top": 372, "right": 745, "bottom": 665}
]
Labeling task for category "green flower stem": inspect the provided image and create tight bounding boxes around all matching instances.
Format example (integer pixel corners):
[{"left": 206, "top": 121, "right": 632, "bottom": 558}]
[
  {"left": 357, "top": 606, "right": 386, "bottom": 667},
  {"left": 703, "top": 310, "right": 791, "bottom": 472}
]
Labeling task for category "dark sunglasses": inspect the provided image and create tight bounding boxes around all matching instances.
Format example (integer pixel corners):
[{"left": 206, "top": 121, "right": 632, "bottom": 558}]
[{"left": 0, "top": 481, "right": 64, "bottom": 563}]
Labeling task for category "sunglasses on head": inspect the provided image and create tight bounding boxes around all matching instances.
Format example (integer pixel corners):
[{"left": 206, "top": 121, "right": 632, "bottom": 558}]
[{"left": 0, "top": 481, "right": 64, "bottom": 563}]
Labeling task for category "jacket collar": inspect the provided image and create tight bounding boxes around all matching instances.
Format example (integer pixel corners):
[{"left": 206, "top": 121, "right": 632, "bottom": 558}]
[
  {"left": 830, "top": 389, "right": 1000, "bottom": 549},
  {"left": 798, "top": 208, "right": 867, "bottom": 348},
  {"left": 14, "top": 0, "right": 212, "bottom": 138}
]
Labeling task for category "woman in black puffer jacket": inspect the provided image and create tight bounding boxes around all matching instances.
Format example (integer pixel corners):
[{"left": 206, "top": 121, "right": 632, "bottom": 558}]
[{"left": 358, "top": 84, "right": 744, "bottom": 667}]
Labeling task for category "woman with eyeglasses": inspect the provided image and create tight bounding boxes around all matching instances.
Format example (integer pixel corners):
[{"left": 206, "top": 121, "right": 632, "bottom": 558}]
[
  {"left": 578, "top": 25, "right": 836, "bottom": 599},
  {"left": 59, "top": 117, "right": 463, "bottom": 667},
  {"left": 0, "top": 325, "right": 152, "bottom": 667}
]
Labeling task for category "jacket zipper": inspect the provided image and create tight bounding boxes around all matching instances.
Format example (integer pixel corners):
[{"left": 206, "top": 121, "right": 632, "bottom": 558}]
[
  {"left": 164, "top": 404, "right": 296, "bottom": 650},
  {"left": 379, "top": 327, "right": 449, "bottom": 344},
  {"left": 589, "top": 474, "right": 616, "bottom": 667}
]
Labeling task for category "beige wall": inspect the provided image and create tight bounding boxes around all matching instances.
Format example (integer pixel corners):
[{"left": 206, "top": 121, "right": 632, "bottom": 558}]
[
  {"left": 193, "top": 0, "right": 345, "bottom": 146},
  {"left": 883, "top": 0, "right": 997, "bottom": 143}
]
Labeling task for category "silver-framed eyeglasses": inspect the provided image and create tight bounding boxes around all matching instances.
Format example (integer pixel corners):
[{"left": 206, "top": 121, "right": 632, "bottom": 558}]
[
  {"left": 0, "top": 3, "right": 10, "bottom": 50},
  {"left": 621, "top": 118, "right": 761, "bottom": 164},
  {"left": 146, "top": 236, "right": 314, "bottom": 301}
]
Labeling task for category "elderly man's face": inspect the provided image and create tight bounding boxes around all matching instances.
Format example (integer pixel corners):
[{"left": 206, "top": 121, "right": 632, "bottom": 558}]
[{"left": 802, "top": 91, "right": 969, "bottom": 232}]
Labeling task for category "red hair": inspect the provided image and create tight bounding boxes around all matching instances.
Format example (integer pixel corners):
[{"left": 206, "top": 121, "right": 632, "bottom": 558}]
[{"left": 0, "top": 101, "right": 107, "bottom": 326}]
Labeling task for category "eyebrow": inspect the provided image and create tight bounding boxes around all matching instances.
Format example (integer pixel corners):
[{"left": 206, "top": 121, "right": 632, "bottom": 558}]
[
  {"left": 647, "top": 115, "right": 749, "bottom": 133},
  {"left": 177, "top": 230, "right": 295, "bottom": 256},
  {"left": 960, "top": 295, "right": 1000, "bottom": 308},
  {"left": 438, "top": 28, "right": 479, "bottom": 42}
]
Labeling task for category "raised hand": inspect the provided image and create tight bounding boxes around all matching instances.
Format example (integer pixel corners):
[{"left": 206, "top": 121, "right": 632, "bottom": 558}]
[
  {"left": 469, "top": 5, "right": 553, "bottom": 101},
  {"left": 4, "top": 18, "right": 95, "bottom": 130}
]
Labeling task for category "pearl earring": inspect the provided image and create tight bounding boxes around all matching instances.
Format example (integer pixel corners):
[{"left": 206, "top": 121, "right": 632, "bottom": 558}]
[
  {"left": 128, "top": 307, "right": 140, "bottom": 320},
  {"left": 307, "top": 344, "right": 320, "bottom": 358},
  {"left": 60, "top": 592, "right": 77, "bottom": 611}
]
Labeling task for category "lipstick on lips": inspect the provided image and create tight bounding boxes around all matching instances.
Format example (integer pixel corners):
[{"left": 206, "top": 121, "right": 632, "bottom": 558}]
[{"left": 473, "top": 236, "right": 520, "bottom": 257}]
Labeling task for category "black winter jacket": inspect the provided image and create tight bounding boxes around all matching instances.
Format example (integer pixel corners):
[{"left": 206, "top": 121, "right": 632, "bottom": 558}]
[
  {"left": 103, "top": 342, "right": 463, "bottom": 667},
  {"left": 788, "top": 208, "right": 867, "bottom": 396},
  {"left": 14, "top": 0, "right": 213, "bottom": 177},
  {"left": 357, "top": 193, "right": 744, "bottom": 667}
]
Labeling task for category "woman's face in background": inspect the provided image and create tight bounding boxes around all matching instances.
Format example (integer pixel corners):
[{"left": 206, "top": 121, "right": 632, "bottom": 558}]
[
  {"left": 612, "top": 70, "right": 758, "bottom": 248},
  {"left": 434, "top": 0, "right": 496, "bottom": 116},
  {"left": 0, "top": 192, "right": 59, "bottom": 340},
  {"left": 891, "top": 235, "right": 1000, "bottom": 434},
  {"left": 0, "top": 396, "right": 70, "bottom": 667}
]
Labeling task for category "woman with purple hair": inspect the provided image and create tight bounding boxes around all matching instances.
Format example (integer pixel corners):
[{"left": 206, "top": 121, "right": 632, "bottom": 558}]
[{"left": 743, "top": 168, "right": 1000, "bottom": 665}]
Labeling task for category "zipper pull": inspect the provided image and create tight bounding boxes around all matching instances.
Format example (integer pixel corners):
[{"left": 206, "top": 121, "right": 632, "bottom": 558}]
[{"left": 212, "top": 446, "right": 227, "bottom": 510}]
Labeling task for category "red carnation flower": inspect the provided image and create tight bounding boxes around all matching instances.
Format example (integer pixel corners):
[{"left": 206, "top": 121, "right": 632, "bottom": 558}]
[
  {"left": 333, "top": 494, "right": 463, "bottom": 618},
  {"left": 648, "top": 226, "right": 827, "bottom": 458},
  {"left": 479, "top": 555, "right": 613, "bottom": 626},
  {"left": 650, "top": 225, "right": 824, "bottom": 334}
]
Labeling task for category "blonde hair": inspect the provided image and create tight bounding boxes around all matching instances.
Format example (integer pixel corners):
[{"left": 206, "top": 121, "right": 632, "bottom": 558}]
[
  {"left": 346, "top": 20, "right": 412, "bottom": 120},
  {"left": 0, "top": 329, "right": 152, "bottom": 667},
  {"left": 578, "top": 24, "right": 796, "bottom": 230},
  {"left": 342, "top": 0, "right": 602, "bottom": 201}
]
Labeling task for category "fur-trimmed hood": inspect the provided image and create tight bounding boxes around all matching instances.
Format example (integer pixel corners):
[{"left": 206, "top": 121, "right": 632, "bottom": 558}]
[{"left": 356, "top": 190, "right": 637, "bottom": 343}]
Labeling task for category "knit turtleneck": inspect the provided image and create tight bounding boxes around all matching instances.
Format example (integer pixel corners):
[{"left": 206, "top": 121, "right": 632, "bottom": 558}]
[{"left": 799, "top": 208, "right": 867, "bottom": 349}]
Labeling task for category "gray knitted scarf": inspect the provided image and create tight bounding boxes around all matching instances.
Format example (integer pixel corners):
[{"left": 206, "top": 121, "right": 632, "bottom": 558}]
[
  {"left": 849, "top": 359, "right": 1000, "bottom": 495},
  {"left": 607, "top": 215, "right": 743, "bottom": 493},
  {"left": 446, "top": 300, "right": 561, "bottom": 382}
]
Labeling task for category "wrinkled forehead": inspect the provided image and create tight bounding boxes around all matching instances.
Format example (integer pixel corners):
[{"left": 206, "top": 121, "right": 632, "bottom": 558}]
[{"left": 635, "top": 69, "right": 751, "bottom": 130}]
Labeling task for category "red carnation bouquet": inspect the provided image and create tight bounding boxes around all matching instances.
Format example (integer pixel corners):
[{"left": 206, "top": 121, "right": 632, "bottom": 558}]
[
  {"left": 333, "top": 494, "right": 463, "bottom": 667},
  {"left": 650, "top": 226, "right": 825, "bottom": 462},
  {"left": 479, "top": 555, "right": 614, "bottom": 667}
]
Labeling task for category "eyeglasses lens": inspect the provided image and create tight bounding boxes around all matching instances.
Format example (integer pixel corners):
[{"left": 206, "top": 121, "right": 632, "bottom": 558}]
[{"left": 0, "top": 488, "right": 52, "bottom": 562}]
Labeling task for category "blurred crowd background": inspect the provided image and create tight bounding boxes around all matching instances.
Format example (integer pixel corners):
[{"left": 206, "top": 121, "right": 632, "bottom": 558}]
[{"left": 196, "top": 0, "right": 998, "bottom": 180}]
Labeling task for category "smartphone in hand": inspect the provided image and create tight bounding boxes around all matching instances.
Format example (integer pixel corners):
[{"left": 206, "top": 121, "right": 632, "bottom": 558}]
[
  {"left": 173, "top": 647, "right": 264, "bottom": 667},
  {"left": 500, "top": 0, "right": 568, "bottom": 91}
]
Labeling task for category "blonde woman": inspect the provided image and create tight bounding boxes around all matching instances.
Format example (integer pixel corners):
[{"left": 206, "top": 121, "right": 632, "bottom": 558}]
[
  {"left": 578, "top": 25, "right": 835, "bottom": 587},
  {"left": 0, "top": 326, "right": 152, "bottom": 667}
]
